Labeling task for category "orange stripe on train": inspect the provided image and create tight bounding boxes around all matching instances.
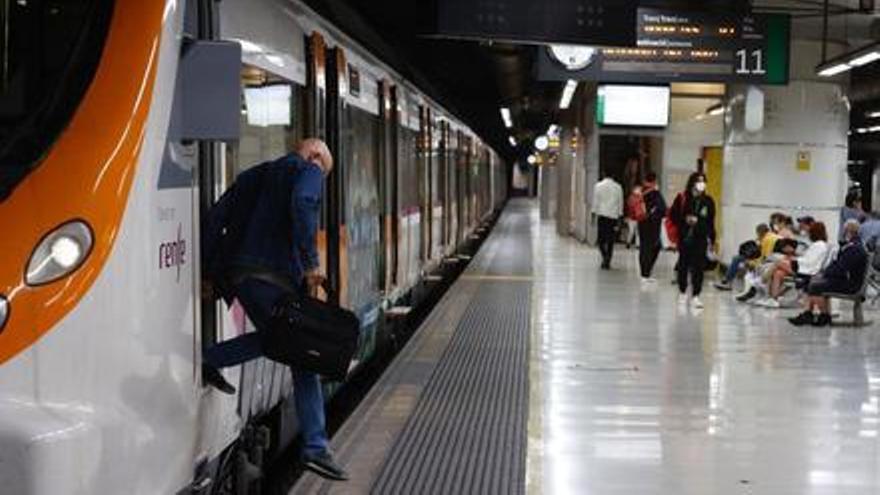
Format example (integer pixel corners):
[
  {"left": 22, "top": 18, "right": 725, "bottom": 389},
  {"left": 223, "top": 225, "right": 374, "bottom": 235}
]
[{"left": 0, "top": 0, "right": 166, "bottom": 365}]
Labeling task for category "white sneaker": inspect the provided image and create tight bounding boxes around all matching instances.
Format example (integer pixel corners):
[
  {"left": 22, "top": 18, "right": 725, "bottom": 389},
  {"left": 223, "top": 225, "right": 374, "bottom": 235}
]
[
  {"left": 691, "top": 297, "right": 704, "bottom": 309},
  {"left": 678, "top": 294, "right": 689, "bottom": 306},
  {"left": 645, "top": 277, "right": 658, "bottom": 284},
  {"left": 763, "top": 298, "right": 780, "bottom": 309}
]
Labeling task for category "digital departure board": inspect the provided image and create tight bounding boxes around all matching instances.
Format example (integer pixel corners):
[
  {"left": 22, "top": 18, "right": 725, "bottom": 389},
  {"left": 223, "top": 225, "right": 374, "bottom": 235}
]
[
  {"left": 433, "top": 0, "right": 638, "bottom": 47},
  {"left": 538, "top": 9, "right": 791, "bottom": 85}
]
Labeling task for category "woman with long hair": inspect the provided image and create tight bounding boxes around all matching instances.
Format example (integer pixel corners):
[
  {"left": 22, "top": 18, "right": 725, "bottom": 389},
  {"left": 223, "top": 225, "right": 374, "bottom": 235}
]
[{"left": 670, "top": 172, "right": 717, "bottom": 308}]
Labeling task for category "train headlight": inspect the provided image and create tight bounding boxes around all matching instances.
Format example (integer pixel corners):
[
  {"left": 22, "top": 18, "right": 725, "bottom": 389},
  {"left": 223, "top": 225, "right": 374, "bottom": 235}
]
[
  {"left": 0, "top": 296, "right": 8, "bottom": 333},
  {"left": 26, "top": 221, "right": 94, "bottom": 286}
]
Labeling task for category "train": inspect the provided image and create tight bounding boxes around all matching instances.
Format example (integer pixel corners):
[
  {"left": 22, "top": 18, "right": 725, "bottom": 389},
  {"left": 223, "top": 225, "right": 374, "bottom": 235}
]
[{"left": 0, "top": 0, "right": 507, "bottom": 493}]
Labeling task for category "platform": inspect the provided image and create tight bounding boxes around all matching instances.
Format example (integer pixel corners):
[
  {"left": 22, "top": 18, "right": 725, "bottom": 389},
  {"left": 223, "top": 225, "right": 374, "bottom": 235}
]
[{"left": 293, "top": 199, "right": 880, "bottom": 494}]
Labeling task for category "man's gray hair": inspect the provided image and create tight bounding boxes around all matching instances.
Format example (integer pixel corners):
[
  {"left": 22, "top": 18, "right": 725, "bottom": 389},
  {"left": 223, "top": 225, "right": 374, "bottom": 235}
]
[{"left": 844, "top": 218, "right": 861, "bottom": 236}]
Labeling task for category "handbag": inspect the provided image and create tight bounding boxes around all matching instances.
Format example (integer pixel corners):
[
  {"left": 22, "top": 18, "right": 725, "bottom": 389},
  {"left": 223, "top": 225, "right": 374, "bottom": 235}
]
[{"left": 263, "top": 288, "right": 360, "bottom": 381}]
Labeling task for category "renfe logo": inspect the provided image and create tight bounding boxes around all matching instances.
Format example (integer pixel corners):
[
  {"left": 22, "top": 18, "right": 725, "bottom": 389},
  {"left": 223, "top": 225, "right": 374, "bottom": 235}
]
[{"left": 159, "top": 223, "right": 187, "bottom": 282}]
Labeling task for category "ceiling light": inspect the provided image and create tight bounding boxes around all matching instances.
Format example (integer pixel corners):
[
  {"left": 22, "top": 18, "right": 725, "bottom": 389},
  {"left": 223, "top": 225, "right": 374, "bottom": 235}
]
[
  {"left": 535, "top": 135, "right": 550, "bottom": 151},
  {"left": 818, "top": 62, "right": 851, "bottom": 77},
  {"left": 527, "top": 155, "right": 537, "bottom": 165},
  {"left": 547, "top": 124, "right": 560, "bottom": 137},
  {"left": 232, "top": 38, "right": 264, "bottom": 54},
  {"left": 868, "top": 111, "right": 880, "bottom": 118},
  {"left": 509, "top": 136, "right": 517, "bottom": 146},
  {"left": 817, "top": 41, "right": 880, "bottom": 77},
  {"left": 559, "top": 79, "right": 578, "bottom": 110},
  {"left": 501, "top": 108, "right": 513, "bottom": 128},
  {"left": 849, "top": 51, "right": 880, "bottom": 67},
  {"left": 856, "top": 128, "right": 869, "bottom": 134}
]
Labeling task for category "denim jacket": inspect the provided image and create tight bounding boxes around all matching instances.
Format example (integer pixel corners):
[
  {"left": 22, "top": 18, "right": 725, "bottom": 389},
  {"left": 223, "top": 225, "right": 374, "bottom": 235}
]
[{"left": 202, "top": 153, "right": 322, "bottom": 297}]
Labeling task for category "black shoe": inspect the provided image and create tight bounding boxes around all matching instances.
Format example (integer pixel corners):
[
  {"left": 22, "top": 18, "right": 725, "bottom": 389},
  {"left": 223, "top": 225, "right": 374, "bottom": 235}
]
[
  {"left": 788, "top": 311, "right": 815, "bottom": 327},
  {"left": 303, "top": 451, "right": 349, "bottom": 481},
  {"left": 736, "top": 287, "right": 757, "bottom": 302},
  {"left": 812, "top": 313, "right": 832, "bottom": 327},
  {"left": 202, "top": 364, "right": 236, "bottom": 395}
]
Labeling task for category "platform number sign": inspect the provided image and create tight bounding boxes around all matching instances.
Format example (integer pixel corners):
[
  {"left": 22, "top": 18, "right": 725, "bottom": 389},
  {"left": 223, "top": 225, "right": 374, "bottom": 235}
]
[{"left": 736, "top": 49, "right": 766, "bottom": 76}]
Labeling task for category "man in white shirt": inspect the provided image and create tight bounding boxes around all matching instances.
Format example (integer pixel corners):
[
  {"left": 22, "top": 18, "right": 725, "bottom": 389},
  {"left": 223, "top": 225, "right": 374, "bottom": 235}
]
[{"left": 592, "top": 172, "right": 624, "bottom": 269}]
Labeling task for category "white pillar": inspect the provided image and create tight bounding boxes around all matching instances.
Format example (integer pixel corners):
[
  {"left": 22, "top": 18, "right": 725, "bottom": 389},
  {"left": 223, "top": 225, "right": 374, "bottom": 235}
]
[{"left": 721, "top": 40, "right": 849, "bottom": 259}]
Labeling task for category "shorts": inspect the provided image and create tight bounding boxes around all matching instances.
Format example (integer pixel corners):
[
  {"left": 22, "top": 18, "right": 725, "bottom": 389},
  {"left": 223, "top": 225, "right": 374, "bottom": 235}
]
[{"left": 807, "top": 276, "right": 856, "bottom": 296}]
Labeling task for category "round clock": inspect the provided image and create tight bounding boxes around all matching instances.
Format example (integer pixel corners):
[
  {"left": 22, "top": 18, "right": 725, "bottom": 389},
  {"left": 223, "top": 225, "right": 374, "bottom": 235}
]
[{"left": 547, "top": 44, "right": 597, "bottom": 71}]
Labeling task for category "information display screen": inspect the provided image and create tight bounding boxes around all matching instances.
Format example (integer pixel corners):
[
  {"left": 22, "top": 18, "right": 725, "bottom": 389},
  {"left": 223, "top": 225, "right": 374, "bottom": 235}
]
[
  {"left": 596, "top": 85, "right": 670, "bottom": 127},
  {"left": 433, "top": 0, "right": 637, "bottom": 47},
  {"left": 538, "top": 9, "right": 790, "bottom": 85}
]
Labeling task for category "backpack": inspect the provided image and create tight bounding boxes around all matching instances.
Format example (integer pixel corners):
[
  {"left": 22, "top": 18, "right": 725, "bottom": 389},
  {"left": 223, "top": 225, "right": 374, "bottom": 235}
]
[
  {"left": 664, "top": 193, "right": 684, "bottom": 247},
  {"left": 201, "top": 164, "right": 269, "bottom": 301},
  {"left": 738, "top": 240, "right": 761, "bottom": 260},
  {"left": 627, "top": 189, "right": 647, "bottom": 222}
]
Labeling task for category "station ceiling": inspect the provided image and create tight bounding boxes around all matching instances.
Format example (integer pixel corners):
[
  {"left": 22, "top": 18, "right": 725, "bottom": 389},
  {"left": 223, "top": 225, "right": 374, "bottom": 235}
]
[{"left": 305, "top": 0, "right": 880, "bottom": 162}]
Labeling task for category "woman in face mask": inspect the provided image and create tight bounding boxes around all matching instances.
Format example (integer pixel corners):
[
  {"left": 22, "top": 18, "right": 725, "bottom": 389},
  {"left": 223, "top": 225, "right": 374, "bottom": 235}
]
[{"left": 670, "top": 172, "right": 717, "bottom": 309}]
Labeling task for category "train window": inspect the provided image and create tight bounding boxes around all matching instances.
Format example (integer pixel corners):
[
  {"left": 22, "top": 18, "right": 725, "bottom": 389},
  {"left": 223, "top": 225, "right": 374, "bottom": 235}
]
[
  {"left": 226, "top": 65, "right": 304, "bottom": 182},
  {"left": 0, "top": 0, "right": 114, "bottom": 201}
]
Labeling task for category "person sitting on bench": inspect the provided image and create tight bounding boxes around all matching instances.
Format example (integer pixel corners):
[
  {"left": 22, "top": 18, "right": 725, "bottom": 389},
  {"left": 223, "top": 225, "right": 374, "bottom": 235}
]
[{"left": 789, "top": 220, "right": 867, "bottom": 327}]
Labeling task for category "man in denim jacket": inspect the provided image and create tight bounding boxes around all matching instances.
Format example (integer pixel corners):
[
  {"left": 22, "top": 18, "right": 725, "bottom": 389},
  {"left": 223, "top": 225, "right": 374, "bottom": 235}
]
[{"left": 202, "top": 138, "right": 348, "bottom": 481}]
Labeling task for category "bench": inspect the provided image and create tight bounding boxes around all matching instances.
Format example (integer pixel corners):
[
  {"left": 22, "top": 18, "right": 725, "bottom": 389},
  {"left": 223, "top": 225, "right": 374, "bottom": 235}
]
[{"left": 825, "top": 275, "right": 870, "bottom": 327}]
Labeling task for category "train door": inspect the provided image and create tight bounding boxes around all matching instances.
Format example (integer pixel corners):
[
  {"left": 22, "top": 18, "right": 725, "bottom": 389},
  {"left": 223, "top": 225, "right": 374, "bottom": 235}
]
[
  {"left": 378, "top": 81, "right": 399, "bottom": 294},
  {"left": 432, "top": 117, "right": 445, "bottom": 260},
  {"left": 418, "top": 105, "right": 430, "bottom": 263},
  {"left": 324, "top": 45, "right": 345, "bottom": 305}
]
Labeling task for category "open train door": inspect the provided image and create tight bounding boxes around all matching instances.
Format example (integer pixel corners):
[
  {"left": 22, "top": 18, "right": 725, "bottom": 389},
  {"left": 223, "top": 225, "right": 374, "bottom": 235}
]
[{"left": 305, "top": 32, "right": 338, "bottom": 303}]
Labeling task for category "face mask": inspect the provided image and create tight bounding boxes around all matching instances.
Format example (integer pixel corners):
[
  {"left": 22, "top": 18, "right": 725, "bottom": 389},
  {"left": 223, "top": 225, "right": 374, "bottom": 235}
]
[{"left": 694, "top": 182, "right": 707, "bottom": 194}]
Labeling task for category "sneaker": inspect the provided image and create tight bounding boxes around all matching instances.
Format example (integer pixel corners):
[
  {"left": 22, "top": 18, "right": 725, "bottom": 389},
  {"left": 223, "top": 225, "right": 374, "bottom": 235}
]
[
  {"left": 736, "top": 287, "right": 757, "bottom": 302},
  {"left": 713, "top": 281, "right": 732, "bottom": 291},
  {"left": 812, "top": 313, "right": 832, "bottom": 327},
  {"left": 303, "top": 451, "right": 349, "bottom": 481},
  {"left": 678, "top": 294, "right": 689, "bottom": 306},
  {"left": 691, "top": 296, "right": 704, "bottom": 309},
  {"left": 202, "top": 365, "right": 236, "bottom": 395},
  {"left": 645, "top": 277, "right": 658, "bottom": 284},
  {"left": 761, "top": 298, "right": 781, "bottom": 309},
  {"left": 788, "top": 311, "right": 815, "bottom": 326}
]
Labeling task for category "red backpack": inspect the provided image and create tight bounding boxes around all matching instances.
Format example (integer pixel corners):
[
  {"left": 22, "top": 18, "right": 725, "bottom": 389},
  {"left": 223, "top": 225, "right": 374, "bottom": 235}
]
[{"left": 627, "top": 189, "right": 647, "bottom": 222}]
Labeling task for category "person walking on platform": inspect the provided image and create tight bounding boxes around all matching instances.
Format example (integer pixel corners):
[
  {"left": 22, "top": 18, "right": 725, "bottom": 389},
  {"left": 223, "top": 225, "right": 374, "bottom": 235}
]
[
  {"left": 670, "top": 172, "right": 716, "bottom": 308},
  {"left": 637, "top": 172, "right": 667, "bottom": 283},
  {"left": 200, "top": 139, "right": 349, "bottom": 481},
  {"left": 592, "top": 171, "right": 624, "bottom": 270}
]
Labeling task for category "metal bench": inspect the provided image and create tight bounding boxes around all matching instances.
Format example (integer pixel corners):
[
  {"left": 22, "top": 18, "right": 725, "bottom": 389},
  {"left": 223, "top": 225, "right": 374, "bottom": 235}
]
[{"left": 825, "top": 274, "right": 871, "bottom": 327}]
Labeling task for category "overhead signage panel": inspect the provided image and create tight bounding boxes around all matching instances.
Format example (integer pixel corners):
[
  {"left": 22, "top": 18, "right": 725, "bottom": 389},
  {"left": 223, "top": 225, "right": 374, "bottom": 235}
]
[
  {"left": 432, "top": 0, "right": 638, "bottom": 47},
  {"left": 538, "top": 9, "right": 791, "bottom": 85}
]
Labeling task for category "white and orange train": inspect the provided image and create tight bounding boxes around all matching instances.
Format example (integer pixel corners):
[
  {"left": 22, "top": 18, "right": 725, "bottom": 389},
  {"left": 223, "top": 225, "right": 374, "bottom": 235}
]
[{"left": 0, "top": 0, "right": 506, "bottom": 493}]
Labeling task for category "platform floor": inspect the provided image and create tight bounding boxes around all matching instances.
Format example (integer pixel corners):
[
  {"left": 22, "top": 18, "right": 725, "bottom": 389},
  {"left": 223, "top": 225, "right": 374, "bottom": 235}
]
[{"left": 294, "top": 199, "right": 880, "bottom": 494}]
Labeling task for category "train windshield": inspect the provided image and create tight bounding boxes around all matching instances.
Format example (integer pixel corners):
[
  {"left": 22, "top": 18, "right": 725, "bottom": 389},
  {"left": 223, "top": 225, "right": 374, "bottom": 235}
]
[{"left": 0, "top": 0, "right": 114, "bottom": 201}]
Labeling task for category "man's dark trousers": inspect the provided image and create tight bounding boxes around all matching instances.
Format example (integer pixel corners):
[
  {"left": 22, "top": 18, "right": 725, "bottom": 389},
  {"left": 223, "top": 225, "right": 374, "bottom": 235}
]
[
  {"left": 638, "top": 220, "right": 662, "bottom": 278},
  {"left": 203, "top": 278, "right": 329, "bottom": 458},
  {"left": 597, "top": 216, "right": 617, "bottom": 268}
]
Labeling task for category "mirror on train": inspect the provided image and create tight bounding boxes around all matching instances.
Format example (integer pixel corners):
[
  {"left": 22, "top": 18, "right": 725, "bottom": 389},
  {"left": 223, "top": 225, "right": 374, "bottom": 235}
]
[{"left": 178, "top": 40, "right": 242, "bottom": 141}]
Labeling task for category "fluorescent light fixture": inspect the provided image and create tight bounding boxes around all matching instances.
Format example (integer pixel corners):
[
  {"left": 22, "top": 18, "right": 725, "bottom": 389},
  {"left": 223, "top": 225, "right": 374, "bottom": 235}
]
[
  {"left": 559, "top": 79, "right": 578, "bottom": 110},
  {"left": 509, "top": 136, "right": 517, "bottom": 146},
  {"left": 501, "top": 108, "right": 513, "bottom": 128},
  {"left": 231, "top": 38, "right": 264, "bottom": 54},
  {"left": 869, "top": 125, "right": 880, "bottom": 132},
  {"left": 817, "top": 41, "right": 880, "bottom": 76},
  {"left": 856, "top": 128, "right": 869, "bottom": 134},
  {"left": 818, "top": 62, "right": 850, "bottom": 77},
  {"left": 868, "top": 111, "right": 880, "bottom": 118},
  {"left": 849, "top": 51, "right": 880, "bottom": 67}
]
